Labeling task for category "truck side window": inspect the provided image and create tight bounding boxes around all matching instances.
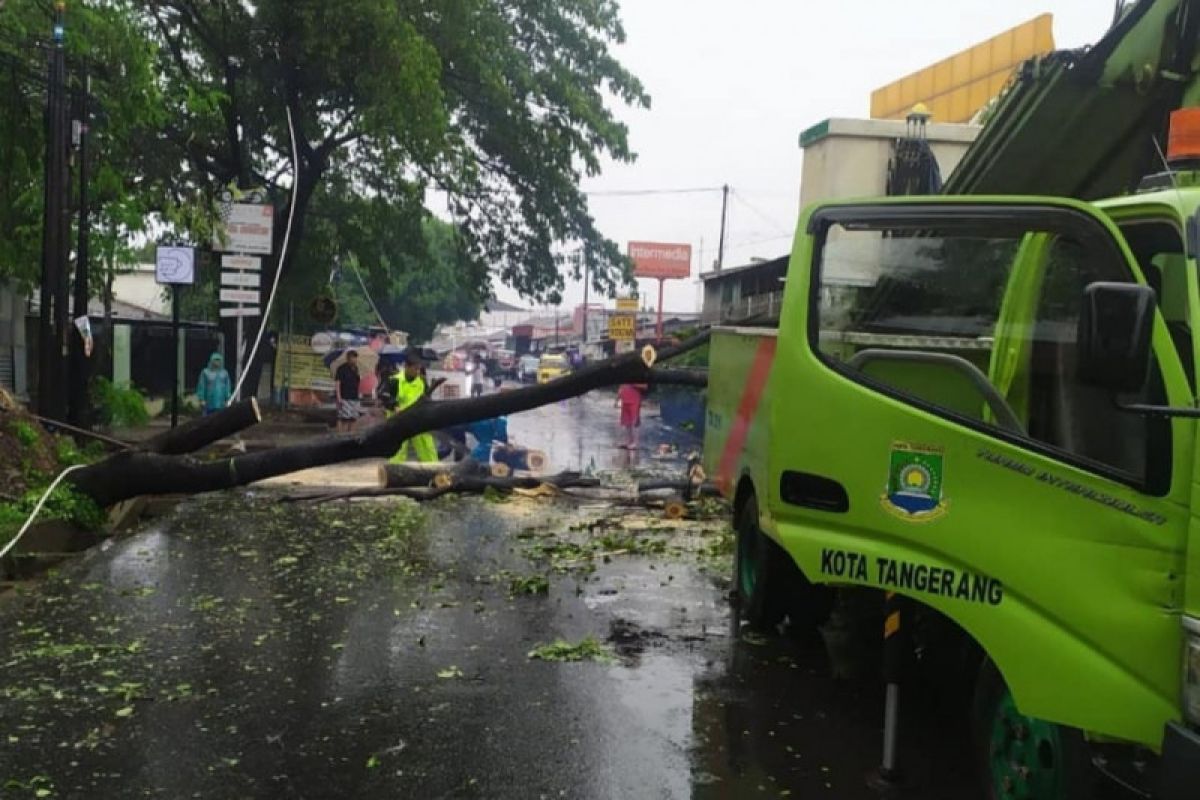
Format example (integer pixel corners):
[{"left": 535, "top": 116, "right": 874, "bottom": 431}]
[{"left": 814, "top": 216, "right": 1169, "bottom": 492}]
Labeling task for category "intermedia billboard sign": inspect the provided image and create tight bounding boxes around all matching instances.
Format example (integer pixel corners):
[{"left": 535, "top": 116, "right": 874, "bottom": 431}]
[{"left": 628, "top": 241, "right": 692, "bottom": 280}]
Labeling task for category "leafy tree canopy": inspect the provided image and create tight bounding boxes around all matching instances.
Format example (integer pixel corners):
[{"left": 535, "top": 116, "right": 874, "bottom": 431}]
[{"left": 143, "top": 0, "right": 648, "bottom": 305}]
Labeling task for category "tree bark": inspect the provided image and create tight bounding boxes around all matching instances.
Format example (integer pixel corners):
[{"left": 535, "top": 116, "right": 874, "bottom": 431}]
[
  {"left": 379, "top": 463, "right": 596, "bottom": 492},
  {"left": 67, "top": 334, "right": 709, "bottom": 508},
  {"left": 139, "top": 398, "right": 261, "bottom": 455}
]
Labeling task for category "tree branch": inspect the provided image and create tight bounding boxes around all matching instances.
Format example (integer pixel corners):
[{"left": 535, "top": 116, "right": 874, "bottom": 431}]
[{"left": 68, "top": 334, "right": 710, "bottom": 507}]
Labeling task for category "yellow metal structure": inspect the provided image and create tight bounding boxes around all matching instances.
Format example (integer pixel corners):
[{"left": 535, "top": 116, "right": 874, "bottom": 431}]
[{"left": 870, "top": 14, "right": 1055, "bottom": 123}]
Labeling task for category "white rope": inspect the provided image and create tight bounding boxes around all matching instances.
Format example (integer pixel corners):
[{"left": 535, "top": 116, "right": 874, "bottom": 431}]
[
  {"left": 229, "top": 104, "right": 301, "bottom": 404},
  {"left": 0, "top": 464, "right": 88, "bottom": 562}
]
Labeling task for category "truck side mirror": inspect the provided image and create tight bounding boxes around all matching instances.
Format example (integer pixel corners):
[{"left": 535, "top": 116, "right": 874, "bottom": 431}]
[{"left": 1077, "top": 282, "right": 1156, "bottom": 393}]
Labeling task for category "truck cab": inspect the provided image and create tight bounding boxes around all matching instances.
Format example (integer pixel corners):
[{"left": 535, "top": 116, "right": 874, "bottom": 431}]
[{"left": 704, "top": 191, "right": 1200, "bottom": 798}]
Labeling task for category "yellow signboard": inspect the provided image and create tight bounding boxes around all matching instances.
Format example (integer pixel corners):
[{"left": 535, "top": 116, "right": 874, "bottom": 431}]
[
  {"left": 870, "top": 14, "right": 1054, "bottom": 123},
  {"left": 616, "top": 297, "right": 639, "bottom": 312},
  {"left": 608, "top": 314, "right": 636, "bottom": 341},
  {"left": 276, "top": 335, "right": 334, "bottom": 392}
]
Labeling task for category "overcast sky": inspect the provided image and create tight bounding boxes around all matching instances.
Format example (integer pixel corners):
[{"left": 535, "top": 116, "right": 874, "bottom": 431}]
[{"left": 495, "top": 0, "right": 1114, "bottom": 314}]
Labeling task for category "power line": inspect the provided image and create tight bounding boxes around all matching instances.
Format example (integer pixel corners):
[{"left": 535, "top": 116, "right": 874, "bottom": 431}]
[
  {"left": 732, "top": 189, "right": 791, "bottom": 234},
  {"left": 584, "top": 186, "right": 725, "bottom": 197}
]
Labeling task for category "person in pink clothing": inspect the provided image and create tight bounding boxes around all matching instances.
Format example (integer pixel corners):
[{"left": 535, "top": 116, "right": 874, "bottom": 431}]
[{"left": 616, "top": 383, "right": 647, "bottom": 449}]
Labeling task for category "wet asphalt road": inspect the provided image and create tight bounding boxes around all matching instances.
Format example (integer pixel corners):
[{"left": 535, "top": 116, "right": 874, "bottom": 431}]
[{"left": 0, "top": 392, "right": 977, "bottom": 799}]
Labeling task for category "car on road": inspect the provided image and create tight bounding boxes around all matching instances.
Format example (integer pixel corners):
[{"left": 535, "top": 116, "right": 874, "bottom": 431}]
[
  {"left": 517, "top": 355, "right": 540, "bottom": 383},
  {"left": 536, "top": 353, "right": 568, "bottom": 384}
]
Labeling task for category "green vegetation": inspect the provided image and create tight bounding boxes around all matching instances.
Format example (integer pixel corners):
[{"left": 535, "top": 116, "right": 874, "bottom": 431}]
[
  {"left": 90, "top": 378, "right": 150, "bottom": 429},
  {"left": 507, "top": 573, "right": 550, "bottom": 596},
  {"left": 528, "top": 636, "right": 615, "bottom": 664},
  {"left": 2, "top": 2, "right": 648, "bottom": 334},
  {"left": 11, "top": 420, "right": 39, "bottom": 448},
  {"left": 0, "top": 483, "right": 106, "bottom": 549}
]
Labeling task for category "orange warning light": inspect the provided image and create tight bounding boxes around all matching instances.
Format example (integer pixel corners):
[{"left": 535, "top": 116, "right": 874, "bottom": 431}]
[{"left": 1167, "top": 108, "right": 1200, "bottom": 162}]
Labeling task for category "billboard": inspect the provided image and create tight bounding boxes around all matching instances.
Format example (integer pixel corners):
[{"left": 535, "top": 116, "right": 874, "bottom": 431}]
[
  {"left": 628, "top": 241, "right": 692, "bottom": 280},
  {"left": 870, "top": 14, "right": 1054, "bottom": 123}
]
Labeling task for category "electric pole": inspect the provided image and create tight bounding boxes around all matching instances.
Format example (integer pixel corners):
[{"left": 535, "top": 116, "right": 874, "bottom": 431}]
[
  {"left": 716, "top": 184, "right": 730, "bottom": 272},
  {"left": 68, "top": 69, "right": 90, "bottom": 427},
  {"left": 38, "top": 1, "right": 70, "bottom": 421}
]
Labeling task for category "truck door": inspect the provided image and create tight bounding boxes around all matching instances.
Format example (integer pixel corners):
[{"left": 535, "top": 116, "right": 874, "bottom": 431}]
[{"left": 769, "top": 199, "right": 1193, "bottom": 746}]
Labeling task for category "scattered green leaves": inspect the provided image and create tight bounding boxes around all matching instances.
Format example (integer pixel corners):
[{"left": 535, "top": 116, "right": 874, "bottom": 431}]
[{"left": 528, "top": 636, "right": 615, "bottom": 664}]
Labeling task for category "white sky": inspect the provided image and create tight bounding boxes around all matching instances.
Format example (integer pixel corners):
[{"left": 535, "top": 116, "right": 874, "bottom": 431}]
[{"left": 495, "top": 0, "right": 1113, "bottom": 314}]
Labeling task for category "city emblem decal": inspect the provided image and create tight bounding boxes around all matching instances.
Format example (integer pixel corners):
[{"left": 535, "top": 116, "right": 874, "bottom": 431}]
[{"left": 881, "top": 442, "right": 948, "bottom": 523}]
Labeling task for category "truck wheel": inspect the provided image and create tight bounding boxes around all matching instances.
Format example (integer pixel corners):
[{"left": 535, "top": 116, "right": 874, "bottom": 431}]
[
  {"left": 972, "top": 659, "right": 1092, "bottom": 800},
  {"left": 734, "top": 495, "right": 786, "bottom": 630}
]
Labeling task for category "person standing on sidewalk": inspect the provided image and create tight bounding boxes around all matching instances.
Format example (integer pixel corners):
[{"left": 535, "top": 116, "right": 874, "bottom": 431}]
[
  {"left": 196, "top": 352, "right": 232, "bottom": 416},
  {"left": 334, "top": 350, "right": 363, "bottom": 433}
]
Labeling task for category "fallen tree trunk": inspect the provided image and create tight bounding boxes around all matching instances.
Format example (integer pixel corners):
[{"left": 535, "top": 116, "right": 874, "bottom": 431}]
[
  {"left": 67, "top": 334, "right": 710, "bottom": 507},
  {"left": 139, "top": 399, "right": 262, "bottom": 455},
  {"left": 285, "top": 471, "right": 599, "bottom": 504},
  {"left": 380, "top": 464, "right": 598, "bottom": 492},
  {"left": 637, "top": 479, "right": 722, "bottom": 498}
]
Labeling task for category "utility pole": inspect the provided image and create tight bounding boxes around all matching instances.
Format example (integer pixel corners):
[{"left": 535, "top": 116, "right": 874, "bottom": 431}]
[
  {"left": 580, "top": 251, "right": 589, "bottom": 345},
  {"left": 38, "top": 2, "right": 69, "bottom": 421},
  {"left": 716, "top": 184, "right": 730, "bottom": 272},
  {"left": 68, "top": 69, "right": 90, "bottom": 427}
]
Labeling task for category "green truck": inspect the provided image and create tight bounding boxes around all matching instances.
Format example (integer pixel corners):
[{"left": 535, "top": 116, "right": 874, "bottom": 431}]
[
  {"left": 701, "top": 3, "right": 1200, "bottom": 795},
  {"left": 703, "top": 188, "right": 1200, "bottom": 798}
]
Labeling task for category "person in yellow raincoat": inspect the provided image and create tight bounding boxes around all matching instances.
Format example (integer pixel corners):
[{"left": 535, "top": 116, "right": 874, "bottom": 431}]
[{"left": 388, "top": 350, "right": 438, "bottom": 463}]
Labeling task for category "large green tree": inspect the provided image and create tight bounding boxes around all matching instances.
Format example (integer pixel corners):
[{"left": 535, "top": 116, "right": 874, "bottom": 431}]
[
  {"left": 0, "top": 1, "right": 165, "bottom": 289},
  {"left": 142, "top": 0, "right": 647, "bottom": 304}
]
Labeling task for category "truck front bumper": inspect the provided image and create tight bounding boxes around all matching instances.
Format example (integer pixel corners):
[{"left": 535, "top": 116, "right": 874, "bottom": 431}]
[{"left": 1158, "top": 721, "right": 1200, "bottom": 799}]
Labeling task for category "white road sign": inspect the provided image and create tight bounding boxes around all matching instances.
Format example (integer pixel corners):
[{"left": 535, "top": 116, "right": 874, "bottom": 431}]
[
  {"left": 220, "top": 288, "right": 259, "bottom": 304},
  {"left": 155, "top": 246, "right": 195, "bottom": 285},
  {"left": 221, "top": 254, "right": 262, "bottom": 272},
  {"left": 222, "top": 271, "right": 261, "bottom": 288},
  {"left": 219, "top": 306, "right": 261, "bottom": 318},
  {"left": 213, "top": 203, "right": 274, "bottom": 255}
]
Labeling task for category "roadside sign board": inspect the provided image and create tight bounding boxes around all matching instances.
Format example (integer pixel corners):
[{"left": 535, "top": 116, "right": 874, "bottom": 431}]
[
  {"left": 628, "top": 241, "right": 691, "bottom": 280},
  {"left": 608, "top": 314, "right": 636, "bottom": 340},
  {"left": 220, "top": 288, "right": 259, "bottom": 304},
  {"left": 615, "top": 340, "right": 636, "bottom": 355},
  {"left": 219, "top": 306, "right": 261, "bottom": 318},
  {"left": 616, "top": 297, "right": 639, "bottom": 312},
  {"left": 155, "top": 246, "right": 196, "bottom": 285},
  {"left": 221, "top": 254, "right": 262, "bottom": 272},
  {"left": 222, "top": 271, "right": 261, "bottom": 288},
  {"left": 213, "top": 203, "right": 274, "bottom": 255}
]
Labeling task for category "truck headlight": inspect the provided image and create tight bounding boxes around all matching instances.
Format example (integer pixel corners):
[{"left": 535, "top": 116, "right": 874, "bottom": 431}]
[{"left": 1185, "top": 617, "right": 1200, "bottom": 727}]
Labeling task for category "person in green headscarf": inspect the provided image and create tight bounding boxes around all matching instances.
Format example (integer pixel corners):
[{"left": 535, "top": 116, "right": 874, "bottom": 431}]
[{"left": 196, "top": 352, "right": 232, "bottom": 415}]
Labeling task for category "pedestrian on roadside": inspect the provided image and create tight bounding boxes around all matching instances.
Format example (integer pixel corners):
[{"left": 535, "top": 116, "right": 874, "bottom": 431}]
[
  {"left": 196, "top": 352, "right": 232, "bottom": 416},
  {"left": 334, "top": 350, "right": 363, "bottom": 433},
  {"left": 616, "top": 383, "right": 647, "bottom": 450},
  {"left": 389, "top": 350, "right": 438, "bottom": 463},
  {"left": 471, "top": 354, "right": 487, "bottom": 397}
]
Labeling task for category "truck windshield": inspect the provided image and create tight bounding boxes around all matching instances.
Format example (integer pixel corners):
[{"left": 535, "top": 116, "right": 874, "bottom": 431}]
[{"left": 812, "top": 209, "right": 1170, "bottom": 492}]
